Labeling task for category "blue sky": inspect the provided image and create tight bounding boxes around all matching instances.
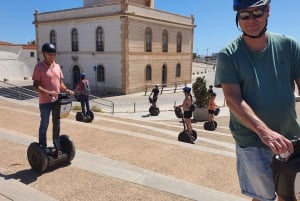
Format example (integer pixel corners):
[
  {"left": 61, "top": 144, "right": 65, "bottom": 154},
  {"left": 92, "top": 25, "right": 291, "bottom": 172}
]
[{"left": 1, "top": 0, "right": 300, "bottom": 55}]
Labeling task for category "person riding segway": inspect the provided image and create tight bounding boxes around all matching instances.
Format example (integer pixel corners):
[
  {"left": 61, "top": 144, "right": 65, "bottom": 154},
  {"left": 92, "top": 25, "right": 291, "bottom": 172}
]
[
  {"left": 29, "top": 43, "right": 76, "bottom": 172},
  {"left": 174, "top": 87, "right": 197, "bottom": 144},
  {"left": 204, "top": 92, "right": 218, "bottom": 131},
  {"left": 149, "top": 84, "right": 160, "bottom": 116},
  {"left": 75, "top": 73, "right": 94, "bottom": 123}
]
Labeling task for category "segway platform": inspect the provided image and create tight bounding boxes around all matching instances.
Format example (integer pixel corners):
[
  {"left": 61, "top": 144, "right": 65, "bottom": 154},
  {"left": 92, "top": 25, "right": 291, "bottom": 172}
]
[
  {"left": 76, "top": 110, "right": 94, "bottom": 123},
  {"left": 272, "top": 138, "right": 300, "bottom": 201},
  {"left": 149, "top": 106, "right": 160, "bottom": 116},
  {"left": 27, "top": 135, "right": 76, "bottom": 172}
]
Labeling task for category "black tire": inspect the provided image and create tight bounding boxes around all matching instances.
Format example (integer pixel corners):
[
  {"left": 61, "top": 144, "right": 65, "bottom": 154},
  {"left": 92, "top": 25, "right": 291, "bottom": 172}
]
[
  {"left": 85, "top": 111, "right": 94, "bottom": 123},
  {"left": 191, "top": 129, "right": 197, "bottom": 140},
  {"left": 27, "top": 142, "right": 48, "bottom": 172},
  {"left": 76, "top": 112, "right": 84, "bottom": 121},
  {"left": 178, "top": 131, "right": 195, "bottom": 144},
  {"left": 204, "top": 121, "right": 217, "bottom": 131},
  {"left": 59, "top": 135, "right": 75, "bottom": 162},
  {"left": 149, "top": 106, "right": 160, "bottom": 116}
]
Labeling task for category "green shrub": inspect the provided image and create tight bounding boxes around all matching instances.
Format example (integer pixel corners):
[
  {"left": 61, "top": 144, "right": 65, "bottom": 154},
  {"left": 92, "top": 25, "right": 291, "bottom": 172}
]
[{"left": 192, "top": 76, "right": 209, "bottom": 108}]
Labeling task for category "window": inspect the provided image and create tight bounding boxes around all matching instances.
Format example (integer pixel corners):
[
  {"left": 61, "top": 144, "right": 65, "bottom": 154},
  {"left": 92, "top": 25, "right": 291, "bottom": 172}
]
[
  {"left": 176, "top": 63, "right": 181, "bottom": 77},
  {"left": 96, "top": 27, "right": 104, "bottom": 51},
  {"left": 145, "top": 65, "right": 152, "bottom": 81},
  {"left": 50, "top": 30, "right": 57, "bottom": 47},
  {"left": 30, "top": 52, "right": 35, "bottom": 57},
  {"left": 145, "top": 27, "right": 152, "bottom": 52},
  {"left": 162, "top": 30, "right": 168, "bottom": 52},
  {"left": 145, "top": 0, "right": 151, "bottom": 7},
  {"left": 97, "top": 65, "right": 105, "bottom": 82},
  {"left": 71, "top": 28, "right": 79, "bottom": 51},
  {"left": 176, "top": 32, "right": 182, "bottom": 53}
]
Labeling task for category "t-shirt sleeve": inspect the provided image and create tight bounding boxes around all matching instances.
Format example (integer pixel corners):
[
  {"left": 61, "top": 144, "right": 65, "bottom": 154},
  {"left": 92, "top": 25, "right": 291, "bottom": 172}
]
[{"left": 214, "top": 51, "right": 240, "bottom": 88}]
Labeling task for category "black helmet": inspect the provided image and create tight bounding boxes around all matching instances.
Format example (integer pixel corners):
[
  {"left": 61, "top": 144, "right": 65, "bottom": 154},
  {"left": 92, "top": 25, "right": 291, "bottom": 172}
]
[
  {"left": 80, "top": 73, "right": 86, "bottom": 79},
  {"left": 42, "top": 43, "right": 56, "bottom": 53},
  {"left": 183, "top": 86, "right": 191, "bottom": 93},
  {"left": 233, "top": 0, "right": 271, "bottom": 11}
]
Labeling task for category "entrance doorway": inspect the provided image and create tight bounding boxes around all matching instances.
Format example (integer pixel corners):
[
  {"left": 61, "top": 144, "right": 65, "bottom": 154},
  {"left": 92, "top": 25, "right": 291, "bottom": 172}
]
[
  {"left": 162, "top": 65, "right": 167, "bottom": 87},
  {"left": 72, "top": 65, "right": 80, "bottom": 89}
]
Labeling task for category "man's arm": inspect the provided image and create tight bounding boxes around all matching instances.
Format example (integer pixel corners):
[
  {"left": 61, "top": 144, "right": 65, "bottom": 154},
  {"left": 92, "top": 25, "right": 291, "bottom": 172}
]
[
  {"left": 222, "top": 83, "right": 293, "bottom": 154},
  {"left": 33, "top": 80, "right": 53, "bottom": 96}
]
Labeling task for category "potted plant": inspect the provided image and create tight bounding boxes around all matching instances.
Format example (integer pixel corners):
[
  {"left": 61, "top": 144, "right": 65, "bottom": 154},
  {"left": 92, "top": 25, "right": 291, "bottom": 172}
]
[{"left": 192, "top": 76, "right": 209, "bottom": 121}]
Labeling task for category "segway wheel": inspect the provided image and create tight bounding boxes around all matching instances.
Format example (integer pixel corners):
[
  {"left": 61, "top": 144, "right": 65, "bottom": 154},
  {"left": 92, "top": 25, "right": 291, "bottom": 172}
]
[
  {"left": 149, "top": 106, "right": 160, "bottom": 116},
  {"left": 178, "top": 131, "right": 196, "bottom": 144},
  {"left": 27, "top": 142, "right": 48, "bottom": 172},
  {"left": 191, "top": 129, "right": 197, "bottom": 140},
  {"left": 204, "top": 121, "right": 217, "bottom": 131},
  {"left": 59, "top": 135, "right": 75, "bottom": 162},
  {"left": 76, "top": 112, "right": 84, "bottom": 122},
  {"left": 85, "top": 111, "right": 94, "bottom": 123}
]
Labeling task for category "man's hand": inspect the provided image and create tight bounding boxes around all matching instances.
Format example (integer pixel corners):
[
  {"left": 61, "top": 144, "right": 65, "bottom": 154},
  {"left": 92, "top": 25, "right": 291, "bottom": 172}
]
[{"left": 259, "top": 131, "right": 294, "bottom": 155}]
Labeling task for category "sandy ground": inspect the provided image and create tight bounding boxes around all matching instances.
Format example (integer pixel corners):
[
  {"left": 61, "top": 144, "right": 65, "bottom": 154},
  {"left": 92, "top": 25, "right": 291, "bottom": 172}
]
[{"left": 0, "top": 96, "right": 248, "bottom": 201}]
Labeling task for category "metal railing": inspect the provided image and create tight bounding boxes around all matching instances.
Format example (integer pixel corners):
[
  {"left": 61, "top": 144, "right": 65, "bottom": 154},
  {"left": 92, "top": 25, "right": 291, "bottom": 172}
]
[
  {"left": 144, "top": 82, "right": 186, "bottom": 96},
  {"left": 0, "top": 81, "right": 115, "bottom": 114}
]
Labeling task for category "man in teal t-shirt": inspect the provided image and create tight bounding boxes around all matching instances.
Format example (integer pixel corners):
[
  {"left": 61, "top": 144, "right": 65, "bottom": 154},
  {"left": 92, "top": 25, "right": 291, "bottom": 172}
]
[{"left": 215, "top": 0, "right": 300, "bottom": 201}]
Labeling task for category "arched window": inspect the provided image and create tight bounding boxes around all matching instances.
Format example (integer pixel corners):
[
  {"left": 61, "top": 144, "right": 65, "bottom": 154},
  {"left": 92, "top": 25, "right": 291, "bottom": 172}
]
[
  {"left": 145, "top": 65, "right": 152, "bottom": 81},
  {"left": 162, "top": 30, "right": 168, "bottom": 52},
  {"left": 50, "top": 30, "right": 57, "bottom": 47},
  {"left": 176, "top": 32, "right": 182, "bottom": 53},
  {"left": 71, "top": 28, "right": 79, "bottom": 51},
  {"left": 145, "top": 27, "right": 152, "bottom": 52},
  {"left": 176, "top": 63, "right": 181, "bottom": 77},
  {"left": 96, "top": 27, "right": 104, "bottom": 51},
  {"left": 97, "top": 65, "right": 105, "bottom": 82}
]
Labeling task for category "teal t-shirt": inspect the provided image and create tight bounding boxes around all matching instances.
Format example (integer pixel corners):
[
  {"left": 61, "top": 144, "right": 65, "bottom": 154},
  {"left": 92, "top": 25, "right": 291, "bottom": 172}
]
[{"left": 215, "top": 32, "right": 300, "bottom": 148}]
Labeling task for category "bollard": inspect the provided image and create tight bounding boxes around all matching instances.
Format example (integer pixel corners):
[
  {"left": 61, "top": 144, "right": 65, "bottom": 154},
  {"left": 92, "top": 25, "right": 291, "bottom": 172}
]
[{"left": 134, "top": 102, "right": 136, "bottom": 113}]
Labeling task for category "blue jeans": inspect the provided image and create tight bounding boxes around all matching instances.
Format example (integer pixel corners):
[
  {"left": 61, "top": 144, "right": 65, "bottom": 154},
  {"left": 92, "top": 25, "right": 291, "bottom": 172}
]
[
  {"left": 38, "top": 102, "right": 60, "bottom": 147},
  {"left": 80, "top": 95, "right": 90, "bottom": 115},
  {"left": 236, "top": 145, "right": 276, "bottom": 201}
]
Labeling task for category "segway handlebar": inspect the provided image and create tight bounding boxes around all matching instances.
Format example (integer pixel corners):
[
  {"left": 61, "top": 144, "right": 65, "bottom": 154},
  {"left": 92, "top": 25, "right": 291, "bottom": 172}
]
[{"left": 275, "top": 137, "right": 300, "bottom": 162}]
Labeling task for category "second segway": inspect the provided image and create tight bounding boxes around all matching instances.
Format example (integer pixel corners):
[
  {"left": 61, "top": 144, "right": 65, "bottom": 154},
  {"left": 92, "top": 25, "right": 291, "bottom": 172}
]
[
  {"left": 148, "top": 97, "right": 160, "bottom": 116},
  {"left": 174, "top": 107, "right": 197, "bottom": 144},
  {"left": 27, "top": 93, "right": 76, "bottom": 172}
]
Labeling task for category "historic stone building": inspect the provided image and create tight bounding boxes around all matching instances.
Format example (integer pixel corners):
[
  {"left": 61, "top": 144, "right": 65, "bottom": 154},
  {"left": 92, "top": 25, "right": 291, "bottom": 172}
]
[{"left": 33, "top": 0, "right": 195, "bottom": 94}]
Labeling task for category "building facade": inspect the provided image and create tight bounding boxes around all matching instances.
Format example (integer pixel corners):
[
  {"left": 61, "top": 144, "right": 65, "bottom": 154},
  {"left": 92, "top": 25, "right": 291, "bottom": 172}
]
[
  {"left": 34, "top": 0, "right": 195, "bottom": 94},
  {"left": 0, "top": 41, "right": 36, "bottom": 81}
]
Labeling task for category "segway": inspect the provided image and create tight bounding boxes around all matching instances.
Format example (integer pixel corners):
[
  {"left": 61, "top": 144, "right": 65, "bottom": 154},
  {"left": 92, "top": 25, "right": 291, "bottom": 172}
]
[
  {"left": 149, "top": 96, "right": 160, "bottom": 116},
  {"left": 27, "top": 93, "right": 76, "bottom": 172},
  {"left": 272, "top": 138, "right": 300, "bottom": 201},
  {"left": 174, "top": 107, "right": 197, "bottom": 144},
  {"left": 75, "top": 92, "right": 94, "bottom": 123},
  {"left": 76, "top": 110, "right": 94, "bottom": 123}
]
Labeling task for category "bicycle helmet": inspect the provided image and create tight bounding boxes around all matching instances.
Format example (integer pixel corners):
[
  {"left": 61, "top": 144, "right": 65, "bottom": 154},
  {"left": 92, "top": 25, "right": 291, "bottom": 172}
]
[
  {"left": 80, "top": 73, "right": 86, "bottom": 79},
  {"left": 42, "top": 43, "right": 56, "bottom": 53},
  {"left": 183, "top": 86, "right": 191, "bottom": 93},
  {"left": 233, "top": 0, "right": 271, "bottom": 11}
]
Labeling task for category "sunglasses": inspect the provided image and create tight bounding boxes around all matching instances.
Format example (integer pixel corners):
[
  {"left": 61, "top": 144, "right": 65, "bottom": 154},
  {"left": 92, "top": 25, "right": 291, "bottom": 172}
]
[{"left": 238, "top": 7, "right": 266, "bottom": 20}]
